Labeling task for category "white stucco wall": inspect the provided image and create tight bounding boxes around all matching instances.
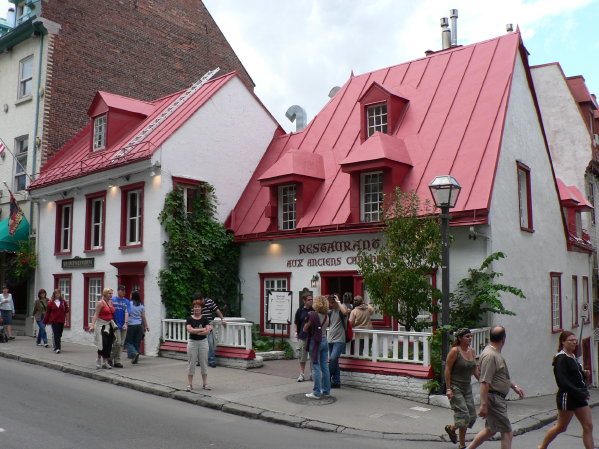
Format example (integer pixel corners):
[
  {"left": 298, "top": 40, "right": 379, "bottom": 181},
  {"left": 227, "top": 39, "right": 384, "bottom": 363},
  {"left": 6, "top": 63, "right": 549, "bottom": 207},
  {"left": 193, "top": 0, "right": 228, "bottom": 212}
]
[{"left": 489, "top": 55, "right": 592, "bottom": 396}]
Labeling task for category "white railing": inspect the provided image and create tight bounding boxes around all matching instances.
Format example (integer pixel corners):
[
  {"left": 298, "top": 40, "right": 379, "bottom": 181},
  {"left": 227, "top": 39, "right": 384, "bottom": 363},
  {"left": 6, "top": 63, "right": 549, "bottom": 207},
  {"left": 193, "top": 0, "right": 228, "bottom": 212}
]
[
  {"left": 161, "top": 317, "right": 253, "bottom": 350},
  {"left": 341, "top": 327, "right": 491, "bottom": 366},
  {"left": 343, "top": 329, "right": 431, "bottom": 365}
]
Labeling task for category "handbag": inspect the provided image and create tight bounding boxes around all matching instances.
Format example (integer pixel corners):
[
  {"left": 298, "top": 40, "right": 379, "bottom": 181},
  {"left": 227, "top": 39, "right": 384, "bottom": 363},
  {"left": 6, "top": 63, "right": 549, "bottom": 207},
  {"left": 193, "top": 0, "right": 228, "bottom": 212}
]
[{"left": 339, "top": 310, "right": 353, "bottom": 342}]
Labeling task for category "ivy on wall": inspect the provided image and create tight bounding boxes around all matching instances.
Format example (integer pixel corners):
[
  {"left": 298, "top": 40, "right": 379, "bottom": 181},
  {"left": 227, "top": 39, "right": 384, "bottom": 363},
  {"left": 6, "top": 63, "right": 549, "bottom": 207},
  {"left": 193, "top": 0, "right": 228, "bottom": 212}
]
[{"left": 158, "top": 184, "right": 240, "bottom": 319}]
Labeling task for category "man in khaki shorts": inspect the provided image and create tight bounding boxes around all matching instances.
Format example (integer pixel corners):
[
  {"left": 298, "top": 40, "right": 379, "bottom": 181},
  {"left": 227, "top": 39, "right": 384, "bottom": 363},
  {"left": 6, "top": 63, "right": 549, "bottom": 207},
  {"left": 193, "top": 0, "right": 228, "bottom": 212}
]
[
  {"left": 293, "top": 293, "right": 313, "bottom": 381},
  {"left": 465, "top": 326, "right": 525, "bottom": 449}
]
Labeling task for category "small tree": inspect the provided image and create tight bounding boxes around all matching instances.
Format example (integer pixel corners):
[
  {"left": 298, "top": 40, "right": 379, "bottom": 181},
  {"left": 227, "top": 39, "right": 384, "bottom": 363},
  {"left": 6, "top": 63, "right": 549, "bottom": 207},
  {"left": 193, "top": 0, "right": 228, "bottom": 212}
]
[
  {"left": 357, "top": 188, "right": 441, "bottom": 331},
  {"left": 158, "top": 184, "right": 240, "bottom": 318},
  {"left": 449, "top": 251, "right": 525, "bottom": 329}
]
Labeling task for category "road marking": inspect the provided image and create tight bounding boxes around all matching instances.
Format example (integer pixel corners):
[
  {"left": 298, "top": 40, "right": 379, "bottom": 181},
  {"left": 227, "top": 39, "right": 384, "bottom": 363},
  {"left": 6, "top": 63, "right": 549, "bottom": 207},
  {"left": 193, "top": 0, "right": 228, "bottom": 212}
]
[{"left": 410, "top": 406, "right": 430, "bottom": 412}]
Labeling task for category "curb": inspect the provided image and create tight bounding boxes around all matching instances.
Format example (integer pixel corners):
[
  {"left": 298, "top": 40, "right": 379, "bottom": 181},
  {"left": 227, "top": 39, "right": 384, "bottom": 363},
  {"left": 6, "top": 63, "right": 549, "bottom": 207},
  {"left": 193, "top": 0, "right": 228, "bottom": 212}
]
[{"left": 0, "top": 349, "right": 568, "bottom": 440}]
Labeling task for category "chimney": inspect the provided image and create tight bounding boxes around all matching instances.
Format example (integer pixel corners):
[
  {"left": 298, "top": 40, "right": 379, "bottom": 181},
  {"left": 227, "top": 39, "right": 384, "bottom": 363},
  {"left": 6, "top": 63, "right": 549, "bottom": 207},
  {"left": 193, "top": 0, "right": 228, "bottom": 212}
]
[
  {"left": 440, "top": 17, "right": 451, "bottom": 50},
  {"left": 449, "top": 9, "right": 458, "bottom": 47},
  {"left": 285, "top": 105, "right": 307, "bottom": 132},
  {"left": 7, "top": 7, "right": 15, "bottom": 27},
  {"left": 506, "top": 23, "right": 514, "bottom": 32}
]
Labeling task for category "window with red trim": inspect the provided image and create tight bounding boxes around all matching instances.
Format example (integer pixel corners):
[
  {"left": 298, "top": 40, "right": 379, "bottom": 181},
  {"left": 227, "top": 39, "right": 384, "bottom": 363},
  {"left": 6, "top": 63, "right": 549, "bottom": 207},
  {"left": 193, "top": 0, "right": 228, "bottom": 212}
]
[
  {"left": 572, "top": 275, "right": 579, "bottom": 328},
  {"left": 83, "top": 273, "right": 104, "bottom": 329},
  {"left": 53, "top": 274, "right": 72, "bottom": 328},
  {"left": 550, "top": 272, "right": 562, "bottom": 333},
  {"left": 278, "top": 184, "right": 296, "bottom": 230},
  {"left": 120, "top": 182, "right": 144, "bottom": 248},
  {"left": 93, "top": 115, "right": 107, "bottom": 151},
  {"left": 360, "top": 171, "right": 384, "bottom": 222},
  {"left": 259, "top": 272, "right": 291, "bottom": 337},
  {"left": 172, "top": 177, "right": 206, "bottom": 215},
  {"left": 85, "top": 191, "right": 106, "bottom": 252},
  {"left": 55, "top": 198, "right": 74, "bottom": 255},
  {"left": 517, "top": 162, "right": 533, "bottom": 231},
  {"left": 582, "top": 276, "right": 590, "bottom": 324}
]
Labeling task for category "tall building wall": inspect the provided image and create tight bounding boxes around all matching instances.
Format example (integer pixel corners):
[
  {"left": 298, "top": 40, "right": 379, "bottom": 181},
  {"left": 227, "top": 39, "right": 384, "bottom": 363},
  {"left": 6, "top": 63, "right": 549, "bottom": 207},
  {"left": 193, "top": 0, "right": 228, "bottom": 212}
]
[{"left": 40, "top": 0, "right": 253, "bottom": 162}]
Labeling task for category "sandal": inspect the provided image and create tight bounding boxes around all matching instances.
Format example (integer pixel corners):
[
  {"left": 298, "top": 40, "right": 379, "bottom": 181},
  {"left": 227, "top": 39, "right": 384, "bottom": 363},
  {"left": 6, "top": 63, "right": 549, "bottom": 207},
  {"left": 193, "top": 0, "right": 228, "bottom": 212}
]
[
  {"left": 202, "top": 385, "right": 212, "bottom": 390},
  {"left": 445, "top": 424, "right": 458, "bottom": 444},
  {"left": 185, "top": 385, "right": 192, "bottom": 392}
]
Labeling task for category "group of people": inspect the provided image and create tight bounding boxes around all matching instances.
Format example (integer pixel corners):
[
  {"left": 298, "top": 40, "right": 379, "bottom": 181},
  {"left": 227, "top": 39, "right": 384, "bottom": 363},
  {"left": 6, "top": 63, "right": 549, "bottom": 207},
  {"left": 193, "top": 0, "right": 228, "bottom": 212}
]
[
  {"left": 444, "top": 326, "right": 593, "bottom": 449},
  {"left": 185, "top": 292, "right": 227, "bottom": 392},
  {"left": 89, "top": 285, "right": 148, "bottom": 369},
  {"left": 293, "top": 292, "right": 375, "bottom": 398}
]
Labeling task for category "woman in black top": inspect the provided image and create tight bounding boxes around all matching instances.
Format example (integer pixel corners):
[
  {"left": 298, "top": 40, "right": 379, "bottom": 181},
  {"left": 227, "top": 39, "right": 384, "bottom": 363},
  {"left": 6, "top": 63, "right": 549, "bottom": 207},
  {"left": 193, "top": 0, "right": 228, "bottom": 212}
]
[
  {"left": 538, "top": 331, "right": 594, "bottom": 449},
  {"left": 185, "top": 299, "right": 212, "bottom": 391}
]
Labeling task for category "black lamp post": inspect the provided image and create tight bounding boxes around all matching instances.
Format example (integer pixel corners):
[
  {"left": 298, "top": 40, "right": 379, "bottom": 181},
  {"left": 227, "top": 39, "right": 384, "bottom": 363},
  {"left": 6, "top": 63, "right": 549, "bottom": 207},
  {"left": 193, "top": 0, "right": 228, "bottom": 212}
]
[{"left": 428, "top": 175, "right": 461, "bottom": 389}]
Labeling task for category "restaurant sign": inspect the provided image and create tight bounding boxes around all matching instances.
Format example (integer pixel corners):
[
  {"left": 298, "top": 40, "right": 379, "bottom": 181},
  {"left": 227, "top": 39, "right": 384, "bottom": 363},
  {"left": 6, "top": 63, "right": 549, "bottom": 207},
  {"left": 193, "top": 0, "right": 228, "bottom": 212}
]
[{"left": 62, "top": 257, "right": 95, "bottom": 269}]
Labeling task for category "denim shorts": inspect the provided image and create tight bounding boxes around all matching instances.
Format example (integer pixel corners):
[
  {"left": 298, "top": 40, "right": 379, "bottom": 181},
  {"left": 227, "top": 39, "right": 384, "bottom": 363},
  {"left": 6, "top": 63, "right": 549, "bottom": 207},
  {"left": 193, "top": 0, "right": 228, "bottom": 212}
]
[{"left": 0, "top": 310, "right": 12, "bottom": 325}]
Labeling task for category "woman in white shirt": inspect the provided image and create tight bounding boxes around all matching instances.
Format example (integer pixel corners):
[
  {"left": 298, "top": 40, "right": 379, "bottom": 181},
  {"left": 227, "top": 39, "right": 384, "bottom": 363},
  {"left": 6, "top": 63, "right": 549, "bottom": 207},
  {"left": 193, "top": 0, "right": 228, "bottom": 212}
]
[{"left": 0, "top": 286, "right": 16, "bottom": 340}]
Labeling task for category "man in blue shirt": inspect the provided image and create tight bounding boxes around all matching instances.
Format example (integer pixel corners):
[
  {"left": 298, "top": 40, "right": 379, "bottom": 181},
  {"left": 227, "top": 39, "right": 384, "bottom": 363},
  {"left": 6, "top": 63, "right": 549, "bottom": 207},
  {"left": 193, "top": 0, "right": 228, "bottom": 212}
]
[{"left": 111, "top": 285, "right": 130, "bottom": 368}]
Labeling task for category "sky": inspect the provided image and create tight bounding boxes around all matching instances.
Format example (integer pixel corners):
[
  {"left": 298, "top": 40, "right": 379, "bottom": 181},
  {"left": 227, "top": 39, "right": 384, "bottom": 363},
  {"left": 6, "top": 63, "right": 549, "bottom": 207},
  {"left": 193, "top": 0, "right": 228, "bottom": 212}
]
[{"left": 2, "top": 0, "right": 598, "bottom": 132}]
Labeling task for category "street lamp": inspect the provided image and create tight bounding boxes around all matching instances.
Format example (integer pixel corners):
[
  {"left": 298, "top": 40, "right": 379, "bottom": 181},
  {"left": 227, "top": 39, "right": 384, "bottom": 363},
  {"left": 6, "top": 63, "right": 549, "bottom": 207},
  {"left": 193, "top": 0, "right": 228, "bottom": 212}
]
[{"left": 428, "top": 175, "right": 461, "bottom": 389}]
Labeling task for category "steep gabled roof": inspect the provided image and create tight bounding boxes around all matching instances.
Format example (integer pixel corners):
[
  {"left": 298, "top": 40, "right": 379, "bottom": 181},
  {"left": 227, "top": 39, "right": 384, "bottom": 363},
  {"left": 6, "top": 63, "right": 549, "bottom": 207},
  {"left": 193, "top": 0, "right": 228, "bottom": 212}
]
[
  {"left": 30, "top": 72, "right": 239, "bottom": 190},
  {"left": 230, "top": 32, "right": 524, "bottom": 238}
]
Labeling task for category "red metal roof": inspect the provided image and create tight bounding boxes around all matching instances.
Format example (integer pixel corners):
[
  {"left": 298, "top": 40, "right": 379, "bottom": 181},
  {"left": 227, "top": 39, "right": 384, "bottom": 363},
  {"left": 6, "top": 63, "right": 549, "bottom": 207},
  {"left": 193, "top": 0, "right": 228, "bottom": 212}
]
[
  {"left": 566, "top": 75, "right": 597, "bottom": 106},
  {"left": 557, "top": 178, "right": 593, "bottom": 210},
  {"left": 231, "top": 32, "right": 524, "bottom": 239},
  {"left": 30, "top": 72, "right": 239, "bottom": 190}
]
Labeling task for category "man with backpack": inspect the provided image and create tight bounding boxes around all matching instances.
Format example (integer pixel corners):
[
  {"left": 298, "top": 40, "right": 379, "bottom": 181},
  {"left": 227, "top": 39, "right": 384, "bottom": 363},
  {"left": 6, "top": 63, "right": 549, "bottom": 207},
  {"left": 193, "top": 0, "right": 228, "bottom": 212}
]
[
  {"left": 294, "top": 293, "right": 313, "bottom": 382},
  {"left": 327, "top": 294, "right": 349, "bottom": 388}
]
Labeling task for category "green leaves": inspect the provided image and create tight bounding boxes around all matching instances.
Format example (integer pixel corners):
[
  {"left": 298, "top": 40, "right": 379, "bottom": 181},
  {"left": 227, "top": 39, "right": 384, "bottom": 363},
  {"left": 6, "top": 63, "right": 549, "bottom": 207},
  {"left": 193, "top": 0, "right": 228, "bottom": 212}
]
[
  {"left": 449, "top": 252, "right": 525, "bottom": 328},
  {"left": 357, "top": 188, "right": 442, "bottom": 331},
  {"left": 158, "top": 185, "right": 240, "bottom": 318}
]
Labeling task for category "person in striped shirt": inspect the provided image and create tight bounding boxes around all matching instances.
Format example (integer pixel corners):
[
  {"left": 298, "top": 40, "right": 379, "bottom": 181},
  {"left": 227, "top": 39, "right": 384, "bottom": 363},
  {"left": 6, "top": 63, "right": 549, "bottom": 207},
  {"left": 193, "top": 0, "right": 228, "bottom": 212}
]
[{"left": 193, "top": 292, "right": 226, "bottom": 367}]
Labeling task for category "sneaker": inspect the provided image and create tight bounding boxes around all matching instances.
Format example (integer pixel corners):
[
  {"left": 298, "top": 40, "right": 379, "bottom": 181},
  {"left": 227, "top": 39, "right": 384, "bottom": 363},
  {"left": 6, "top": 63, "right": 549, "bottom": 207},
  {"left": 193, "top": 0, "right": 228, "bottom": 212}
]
[
  {"left": 102, "top": 362, "right": 112, "bottom": 369},
  {"left": 44, "top": 344, "right": 48, "bottom": 348},
  {"left": 297, "top": 373, "right": 305, "bottom": 382},
  {"left": 445, "top": 425, "right": 458, "bottom": 444},
  {"left": 37, "top": 343, "right": 42, "bottom": 346},
  {"left": 113, "top": 362, "right": 124, "bottom": 368},
  {"left": 331, "top": 383, "right": 341, "bottom": 389},
  {"left": 209, "top": 362, "right": 217, "bottom": 368},
  {"left": 132, "top": 353, "right": 139, "bottom": 364},
  {"left": 305, "top": 393, "right": 321, "bottom": 399},
  {"left": 55, "top": 349, "right": 61, "bottom": 354},
  {"left": 96, "top": 359, "right": 101, "bottom": 369}
]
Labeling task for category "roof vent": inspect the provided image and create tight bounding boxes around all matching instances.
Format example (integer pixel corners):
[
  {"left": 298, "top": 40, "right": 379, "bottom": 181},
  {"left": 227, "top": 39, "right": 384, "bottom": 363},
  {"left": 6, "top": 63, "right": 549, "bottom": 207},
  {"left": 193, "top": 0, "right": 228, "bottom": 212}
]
[
  {"left": 440, "top": 17, "right": 451, "bottom": 49},
  {"left": 285, "top": 105, "right": 307, "bottom": 131},
  {"left": 506, "top": 23, "right": 514, "bottom": 32}
]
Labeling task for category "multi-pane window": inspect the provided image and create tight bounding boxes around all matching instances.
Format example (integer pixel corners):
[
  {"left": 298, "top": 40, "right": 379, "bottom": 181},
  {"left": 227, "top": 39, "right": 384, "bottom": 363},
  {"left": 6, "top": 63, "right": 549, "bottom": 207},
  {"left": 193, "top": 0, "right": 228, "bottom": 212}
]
[
  {"left": 86, "top": 277, "right": 103, "bottom": 327},
  {"left": 582, "top": 277, "right": 590, "bottom": 324},
  {"left": 14, "top": 135, "right": 28, "bottom": 191},
  {"left": 93, "top": 115, "right": 107, "bottom": 150},
  {"left": 18, "top": 56, "right": 33, "bottom": 98},
  {"left": 262, "top": 276, "right": 289, "bottom": 335},
  {"left": 361, "top": 171, "right": 383, "bottom": 222},
  {"left": 572, "top": 276, "right": 579, "bottom": 327},
  {"left": 127, "top": 190, "right": 141, "bottom": 244},
  {"left": 367, "top": 103, "right": 387, "bottom": 137},
  {"left": 551, "top": 273, "right": 562, "bottom": 332},
  {"left": 278, "top": 184, "right": 296, "bottom": 230},
  {"left": 517, "top": 163, "right": 533, "bottom": 231},
  {"left": 86, "top": 193, "right": 105, "bottom": 251},
  {"left": 56, "top": 276, "right": 72, "bottom": 328},
  {"left": 55, "top": 200, "right": 73, "bottom": 254},
  {"left": 173, "top": 179, "right": 205, "bottom": 215}
]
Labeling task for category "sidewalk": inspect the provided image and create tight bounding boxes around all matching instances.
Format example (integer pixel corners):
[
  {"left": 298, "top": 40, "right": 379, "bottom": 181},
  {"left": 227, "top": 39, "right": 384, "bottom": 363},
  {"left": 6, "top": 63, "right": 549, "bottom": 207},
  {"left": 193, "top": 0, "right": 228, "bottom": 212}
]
[{"left": 1, "top": 337, "right": 594, "bottom": 441}]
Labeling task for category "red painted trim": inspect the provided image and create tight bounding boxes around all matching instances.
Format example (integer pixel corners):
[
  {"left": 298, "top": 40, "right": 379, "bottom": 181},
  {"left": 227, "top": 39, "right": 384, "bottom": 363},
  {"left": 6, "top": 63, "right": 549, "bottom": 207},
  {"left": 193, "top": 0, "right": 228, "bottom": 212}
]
[
  {"left": 84, "top": 190, "right": 107, "bottom": 252},
  {"left": 550, "top": 272, "right": 563, "bottom": 333},
  {"left": 83, "top": 272, "right": 104, "bottom": 330},
  {"left": 172, "top": 176, "right": 206, "bottom": 187},
  {"left": 338, "top": 358, "right": 434, "bottom": 378},
  {"left": 215, "top": 347, "right": 256, "bottom": 360},
  {"left": 54, "top": 198, "right": 74, "bottom": 255},
  {"left": 572, "top": 275, "right": 579, "bottom": 328},
  {"left": 517, "top": 162, "right": 534, "bottom": 232},
  {"left": 53, "top": 273, "right": 72, "bottom": 329},
  {"left": 259, "top": 272, "right": 291, "bottom": 337},
  {"left": 160, "top": 341, "right": 187, "bottom": 353},
  {"left": 120, "top": 181, "right": 145, "bottom": 249}
]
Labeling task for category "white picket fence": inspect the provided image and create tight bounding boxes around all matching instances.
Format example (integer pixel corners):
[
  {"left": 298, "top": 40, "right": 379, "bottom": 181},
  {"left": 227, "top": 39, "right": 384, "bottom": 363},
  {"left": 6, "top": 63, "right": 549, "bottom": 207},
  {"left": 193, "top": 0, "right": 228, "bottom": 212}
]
[
  {"left": 342, "top": 327, "right": 490, "bottom": 364},
  {"left": 161, "top": 317, "right": 253, "bottom": 350}
]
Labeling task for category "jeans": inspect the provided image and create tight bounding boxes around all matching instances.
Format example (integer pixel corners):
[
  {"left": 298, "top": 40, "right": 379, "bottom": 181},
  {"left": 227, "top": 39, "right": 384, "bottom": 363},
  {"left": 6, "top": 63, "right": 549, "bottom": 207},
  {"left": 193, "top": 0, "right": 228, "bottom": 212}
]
[
  {"left": 309, "top": 337, "right": 331, "bottom": 397},
  {"left": 328, "top": 341, "right": 345, "bottom": 385},
  {"left": 125, "top": 324, "right": 144, "bottom": 358},
  {"left": 207, "top": 330, "right": 216, "bottom": 364},
  {"left": 36, "top": 320, "right": 48, "bottom": 344}
]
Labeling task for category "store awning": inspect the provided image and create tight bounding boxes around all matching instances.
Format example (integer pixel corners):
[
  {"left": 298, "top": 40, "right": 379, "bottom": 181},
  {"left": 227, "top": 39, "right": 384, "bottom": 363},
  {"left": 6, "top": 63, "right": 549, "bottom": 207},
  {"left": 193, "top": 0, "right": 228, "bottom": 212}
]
[{"left": 0, "top": 216, "right": 30, "bottom": 252}]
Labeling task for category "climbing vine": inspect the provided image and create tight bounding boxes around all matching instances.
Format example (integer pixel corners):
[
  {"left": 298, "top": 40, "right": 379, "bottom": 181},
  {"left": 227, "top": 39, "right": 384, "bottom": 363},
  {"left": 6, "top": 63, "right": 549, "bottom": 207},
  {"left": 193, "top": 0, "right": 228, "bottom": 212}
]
[{"left": 158, "top": 184, "right": 240, "bottom": 318}]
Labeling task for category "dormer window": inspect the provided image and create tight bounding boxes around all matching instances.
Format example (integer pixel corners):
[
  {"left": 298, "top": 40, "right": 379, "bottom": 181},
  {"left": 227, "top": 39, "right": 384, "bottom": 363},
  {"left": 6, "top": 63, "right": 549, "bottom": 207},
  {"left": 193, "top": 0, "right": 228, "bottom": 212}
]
[
  {"left": 93, "top": 115, "right": 107, "bottom": 150},
  {"left": 278, "top": 184, "right": 296, "bottom": 230},
  {"left": 361, "top": 172, "right": 383, "bottom": 222},
  {"left": 367, "top": 104, "right": 387, "bottom": 137}
]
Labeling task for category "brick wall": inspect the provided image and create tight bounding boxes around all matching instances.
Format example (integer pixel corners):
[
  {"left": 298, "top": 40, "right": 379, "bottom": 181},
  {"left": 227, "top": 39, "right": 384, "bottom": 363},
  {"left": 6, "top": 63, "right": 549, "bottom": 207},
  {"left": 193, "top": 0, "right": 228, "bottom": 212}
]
[{"left": 40, "top": 0, "right": 254, "bottom": 160}]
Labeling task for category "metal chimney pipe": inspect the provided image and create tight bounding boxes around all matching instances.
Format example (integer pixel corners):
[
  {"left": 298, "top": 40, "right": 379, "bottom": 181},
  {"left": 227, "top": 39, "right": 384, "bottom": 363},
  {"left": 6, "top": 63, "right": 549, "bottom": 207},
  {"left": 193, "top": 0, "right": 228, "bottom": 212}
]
[
  {"left": 440, "top": 17, "right": 451, "bottom": 50},
  {"left": 449, "top": 9, "right": 458, "bottom": 47},
  {"left": 285, "top": 105, "right": 307, "bottom": 131},
  {"left": 506, "top": 23, "right": 514, "bottom": 32}
]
